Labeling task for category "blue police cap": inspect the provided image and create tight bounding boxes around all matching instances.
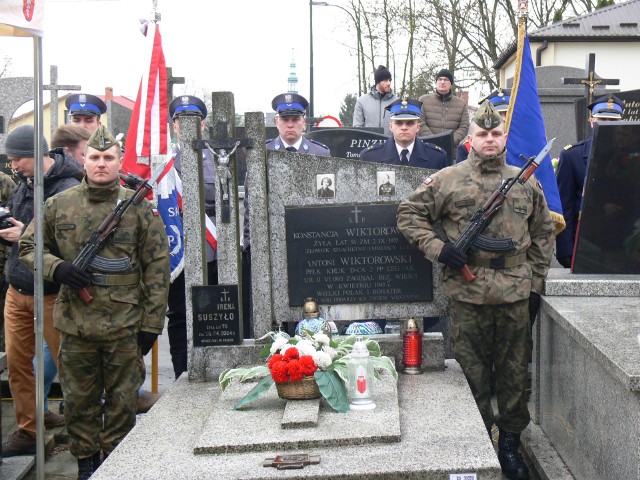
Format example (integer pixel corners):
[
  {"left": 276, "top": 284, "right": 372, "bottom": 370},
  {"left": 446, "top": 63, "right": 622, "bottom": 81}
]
[
  {"left": 271, "top": 93, "right": 308, "bottom": 116},
  {"left": 588, "top": 94, "right": 624, "bottom": 119},
  {"left": 65, "top": 93, "right": 107, "bottom": 117},
  {"left": 169, "top": 95, "right": 207, "bottom": 120},
  {"left": 385, "top": 98, "right": 422, "bottom": 120},
  {"left": 482, "top": 89, "right": 511, "bottom": 113}
]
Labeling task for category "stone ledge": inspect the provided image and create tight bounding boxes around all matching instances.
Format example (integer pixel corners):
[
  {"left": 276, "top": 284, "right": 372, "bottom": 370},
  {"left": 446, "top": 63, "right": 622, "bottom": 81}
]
[
  {"left": 281, "top": 399, "right": 320, "bottom": 429},
  {"left": 544, "top": 269, "right": 640, "bottom": 297}
]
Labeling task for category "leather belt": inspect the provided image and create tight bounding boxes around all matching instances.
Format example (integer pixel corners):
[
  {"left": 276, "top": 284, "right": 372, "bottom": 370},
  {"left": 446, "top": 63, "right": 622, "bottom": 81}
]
[
  {"left": 91, "top": 272, "right": 141, "bottom": 286},
  {"left": 467, "top": 253, "right": 527, "bottom": 269}
]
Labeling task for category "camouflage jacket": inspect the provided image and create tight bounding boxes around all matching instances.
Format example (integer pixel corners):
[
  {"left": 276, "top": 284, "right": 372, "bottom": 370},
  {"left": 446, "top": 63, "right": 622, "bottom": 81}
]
[
  {"left": 397, "top": 148, "right": 554, "bottom": 304},
  {"left": 20, "top": 179, "right": 170, "bottom": 340}
]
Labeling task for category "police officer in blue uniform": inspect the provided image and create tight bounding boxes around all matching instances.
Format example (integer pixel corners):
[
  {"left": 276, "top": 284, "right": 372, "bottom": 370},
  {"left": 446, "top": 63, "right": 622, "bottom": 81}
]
[
  {"left": 359, "top": 98, "right": 447, "bottom": 169},
  {"left": 266, "top": 93, "right": 331, "bottom": 155},
  {"left": 65, "top": 93, "right": 107, "bottom": 133},
  {"left": 555, "top": 94, "right": 624, "bottom": 268},
  {"left": 457, "top": 89, "right": 510, "bottom": 163},
  {"left": 165, "top": 95, "right": 218, "bottom": 379}
]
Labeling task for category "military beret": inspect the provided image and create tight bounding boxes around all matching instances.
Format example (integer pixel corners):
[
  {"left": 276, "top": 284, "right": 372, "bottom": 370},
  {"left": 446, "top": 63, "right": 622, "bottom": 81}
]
[
  {"left": 473, "top": 100, "right": 502, "bottom": 130},
  {"left": 272, "top": 93, "right": 308, "bottom": 116},
  {"left": 386, "top": 98, "right": 422, "bottom": 120},
  {"left": 588, "top": 94, "right": 624, "bottom": 119},
  {"left": 65, "top": 93, "right": 107, "bottom": 117},
  {"left": 169, "top": 95, "right": 207, "bottom": 120},
  {"left": 87, "top": 125, "right": 118, "bottom": 152}
]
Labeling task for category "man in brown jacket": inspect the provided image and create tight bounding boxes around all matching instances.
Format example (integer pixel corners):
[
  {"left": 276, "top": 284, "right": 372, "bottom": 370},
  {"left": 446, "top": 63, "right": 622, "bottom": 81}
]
[{"left": 418, "top": 69, "right": 470, "bottom": 147}]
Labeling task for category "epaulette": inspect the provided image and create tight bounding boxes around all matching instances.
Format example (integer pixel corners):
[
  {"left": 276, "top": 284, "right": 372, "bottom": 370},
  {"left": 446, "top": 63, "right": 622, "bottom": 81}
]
[
  {"left": 564, "top": 139, "right": 586, "bottom": 150},
  {"left": 365, "top": 143, "right": 384, "bottom": 152},
  {"left": 308, "top": 138, "right": 329, "bottom": 149},
  {"left": 265, "top": 138, "right": 275, "bottom": 145},
  {"left": 424, "top": 142, "right": 443, "bottom": 151}
]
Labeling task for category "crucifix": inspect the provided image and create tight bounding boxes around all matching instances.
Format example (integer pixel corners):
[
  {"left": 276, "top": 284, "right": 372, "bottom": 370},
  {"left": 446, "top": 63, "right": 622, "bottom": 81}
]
[
  {"left": 195, "top": 121, "right": 253, "bottom": 223},
  {"left": 43, "top": 65, "right": 81, "bottom": 138},
  {"left": 563, "top": 53, "right": 620, "bottom": 110}
]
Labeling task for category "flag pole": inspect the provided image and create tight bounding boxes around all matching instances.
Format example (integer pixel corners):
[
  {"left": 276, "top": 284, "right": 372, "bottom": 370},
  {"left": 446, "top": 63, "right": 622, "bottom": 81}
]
[{"left": 32, "top": 32, "right": 46, "bottom": 480}]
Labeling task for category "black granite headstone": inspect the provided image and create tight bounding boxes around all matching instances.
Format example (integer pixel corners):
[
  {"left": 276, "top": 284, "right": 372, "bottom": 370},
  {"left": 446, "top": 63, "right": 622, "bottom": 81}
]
[
  {"left": 617, "top": 89, "right": 640, "bottom": 122},
  {"left": 304, "top": 128, "right": 387, "bottom": 159},
  {"left": 285, "top": 203, "right": 433, "bottom": 305},
  {"left": 191, "top": 285, "right": 242, "bottom": 346},
  {"left": 573, "top": 121, "right": 640, "bottom": 274}
]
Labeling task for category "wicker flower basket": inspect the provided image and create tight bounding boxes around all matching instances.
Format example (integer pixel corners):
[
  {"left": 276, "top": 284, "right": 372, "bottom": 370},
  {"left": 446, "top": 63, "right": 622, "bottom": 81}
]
[{"left": 275, "top": 375, "right": 321, "bottom": 400}]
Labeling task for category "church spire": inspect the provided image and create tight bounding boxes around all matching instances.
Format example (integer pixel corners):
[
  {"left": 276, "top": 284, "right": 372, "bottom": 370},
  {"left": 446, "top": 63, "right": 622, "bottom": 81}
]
[{"left": 287, "top": 48, "right": 298, "bottom": 93}]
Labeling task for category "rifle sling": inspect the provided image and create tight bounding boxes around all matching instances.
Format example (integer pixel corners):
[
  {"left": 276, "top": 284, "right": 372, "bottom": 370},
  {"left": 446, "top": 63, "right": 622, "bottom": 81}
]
[
  {"left": 91, "top": 272, "right": 140, "bottom": 286},
  {"left": 467, "top": 253, "right": 527, "bottom": 270}
]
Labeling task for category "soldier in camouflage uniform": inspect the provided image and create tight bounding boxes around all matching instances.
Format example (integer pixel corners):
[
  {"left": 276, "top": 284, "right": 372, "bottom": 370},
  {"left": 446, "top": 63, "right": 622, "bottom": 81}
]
[
  {"left": 20, "top": 126, "right": 170, "bottom": 479},
  {"left": 397, "top": 101, "right": 554, "bottom": 480}
]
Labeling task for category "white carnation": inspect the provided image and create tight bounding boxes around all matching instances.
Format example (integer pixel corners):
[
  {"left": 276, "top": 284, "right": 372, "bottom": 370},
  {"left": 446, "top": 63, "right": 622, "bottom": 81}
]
[
  {"left": 322, "top": 345, "right": 338, "bottom": 359},
  {"left": 279, "top": 343, "right": 296, "bottom": 356},
  {"left": 313, "top": 333, "right": 330, "bottom": 346},
  {"left": 312, "top": 351, "right": 332, "bottom": 369},
  {"left": 270, "top": 336, "right": 289, "bottom": 354},
  {"left": 295, "top": 339, "right": 316, "bottom": 356}
]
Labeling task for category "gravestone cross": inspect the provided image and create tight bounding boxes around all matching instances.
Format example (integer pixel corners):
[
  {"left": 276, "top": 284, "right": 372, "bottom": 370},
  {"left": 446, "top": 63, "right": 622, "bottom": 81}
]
[
  {"left": 166, "top": 67, "right": 185, "bottom": 102},
  {"left": 43, "top": 65, "right": 81, "bottom": 138}
]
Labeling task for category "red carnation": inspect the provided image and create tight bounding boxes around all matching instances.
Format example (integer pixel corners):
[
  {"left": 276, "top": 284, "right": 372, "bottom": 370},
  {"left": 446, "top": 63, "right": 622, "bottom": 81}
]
[
  {"left": 283, "top": 347, "right": 300, "bottom": 361},
  {"left": 268, "top": 353, "right": 284, "bottom": 369},
  {"left": 287, "top": 360, "right": 304, "bottom": 382},
  {"left": 298, "top": 355, "right": 318, "bottom": 376},
  {"left": 270, "top": 361, "right": 289, "bottom": 383}
]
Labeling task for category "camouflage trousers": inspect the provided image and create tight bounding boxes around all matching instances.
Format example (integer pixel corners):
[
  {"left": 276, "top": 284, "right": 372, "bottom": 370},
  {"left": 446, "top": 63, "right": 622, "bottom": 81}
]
[
  {"left": 449, "top": 299, "right": 531, "bottom": 433},
  {"left": 58, "top": 333, "right": 145, "bottom": 458}
]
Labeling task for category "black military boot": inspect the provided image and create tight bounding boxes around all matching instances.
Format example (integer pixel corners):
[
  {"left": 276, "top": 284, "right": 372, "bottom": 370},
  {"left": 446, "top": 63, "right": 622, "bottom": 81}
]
[
  {"left": 77, "top": 455, "right": 95, "bottom": 480},
  {"left": 92, "top": 451, "right": 103, "bottom": 471},
  {"left": 497, "top": 428, "right": 530, "bottom": 479}
]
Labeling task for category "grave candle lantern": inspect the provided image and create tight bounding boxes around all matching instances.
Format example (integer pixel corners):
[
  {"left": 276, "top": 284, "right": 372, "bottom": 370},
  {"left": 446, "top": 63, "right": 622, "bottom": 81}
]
[
  {"left": 401, "top": 317, "right": 423, "bottom": 374},
  {"left": 348, "top": 336, "right": 376, "bottom": 410}
]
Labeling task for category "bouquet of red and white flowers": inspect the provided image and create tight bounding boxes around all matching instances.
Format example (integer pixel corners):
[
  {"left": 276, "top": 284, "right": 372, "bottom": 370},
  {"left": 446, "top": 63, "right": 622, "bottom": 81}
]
[{"left": 219, "top": 330, "right": 396, "bottom": 412}]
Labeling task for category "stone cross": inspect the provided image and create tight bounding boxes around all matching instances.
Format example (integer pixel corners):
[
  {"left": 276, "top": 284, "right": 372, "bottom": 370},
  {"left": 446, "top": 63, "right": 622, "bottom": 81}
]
[
  {"left": 43, "top": 65, "right": 81, "bottom": 138},
  {"left": 166, "top": 67, "right": 185, "bottom": 102},
  {"left": 562, "top": 53, "right": 619, "bottom": 109}
]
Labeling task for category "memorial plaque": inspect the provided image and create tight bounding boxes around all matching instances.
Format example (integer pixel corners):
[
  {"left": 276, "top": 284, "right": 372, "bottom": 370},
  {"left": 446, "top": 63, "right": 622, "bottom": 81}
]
[
  {"left": 617, "top": 89, "right": 640, "bottom": 122},
  {"left": 285, "top": 204, "right": 433, "bottom": 305},
  {"left": 192, "top": 285, "right": 242, "bottom": 346},
  {"left": 305, "top": 128, "right": 387, "bottom": 159},
  {"left": 573, "top": 121, "right": 640, "bottom": 274}
]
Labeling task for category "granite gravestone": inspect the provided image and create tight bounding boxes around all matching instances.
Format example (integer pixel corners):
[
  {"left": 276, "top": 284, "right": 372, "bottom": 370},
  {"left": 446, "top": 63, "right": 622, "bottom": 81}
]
[
  {"left": 305, "top": 128, "right": 455, "bottom": 164},
  {"left": 573, "top": 121, "right": 640, "bottom": 274},
  {"left": 0, "top": 77, "right": 35, "bottom": 177},
  {"left": 617, "top": 89, "right": 640, "bottom": 122},
  {"left": 507, "top": 65, "right": 616, "bottom": 159},
  {"left": 285, "top": 203, "right": 432, "bottom": 305},
  {"left": 192, "top": 285, "right": 241, "bottom": 346}
]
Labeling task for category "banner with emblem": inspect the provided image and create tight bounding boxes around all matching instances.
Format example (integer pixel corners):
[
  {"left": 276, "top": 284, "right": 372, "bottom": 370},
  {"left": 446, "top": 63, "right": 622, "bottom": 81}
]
[
  {"left": 0, "top": 0, "right": 45, "bottom": 37},
  {"left": 122, "top": 20, "right": 185, "bottom": 281},
  {"left": 505, "top": 18, "right": 565, "bottom": 235}
]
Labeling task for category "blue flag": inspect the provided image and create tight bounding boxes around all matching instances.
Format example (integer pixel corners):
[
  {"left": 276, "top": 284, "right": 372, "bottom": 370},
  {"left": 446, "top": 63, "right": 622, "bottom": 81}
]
[{"left": 506, "top": 33, "right": 565, "bottom": 233}]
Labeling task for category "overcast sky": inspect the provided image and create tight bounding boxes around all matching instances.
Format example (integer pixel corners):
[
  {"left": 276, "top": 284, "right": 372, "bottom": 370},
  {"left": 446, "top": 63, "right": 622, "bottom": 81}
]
[{"left": 1, "top": 0, "right": 361, "bottom": 117}]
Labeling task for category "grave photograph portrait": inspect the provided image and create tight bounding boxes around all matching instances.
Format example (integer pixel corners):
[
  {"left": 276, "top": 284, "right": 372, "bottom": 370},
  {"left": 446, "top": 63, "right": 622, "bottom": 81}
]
[
  {"left": 316, "top": 174, "right": 335, "bottom": 198},
  {"left": 377, "top": 171, "right": 396, "bottom": 196}
]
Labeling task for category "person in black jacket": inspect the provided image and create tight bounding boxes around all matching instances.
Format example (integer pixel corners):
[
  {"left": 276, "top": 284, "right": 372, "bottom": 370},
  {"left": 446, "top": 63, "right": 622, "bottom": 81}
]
[{"left": 0, "top": 125, "right": 81, "bottom": 456}]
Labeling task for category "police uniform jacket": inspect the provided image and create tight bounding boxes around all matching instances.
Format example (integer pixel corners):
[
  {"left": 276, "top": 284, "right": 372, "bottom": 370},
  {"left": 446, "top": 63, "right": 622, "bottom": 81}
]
[
  {"left": 397, "top": 148, "right": 555, "bottom": 304},
  {"left": 173, "top": 145, "right": 217, "bottom": 262},
  {"left": 359, "top": 136, "right": 448, "bottom": 170},
  {"left": 555, "top": 137, "right": 591, "bottom": 259},
  {"left": 456, "top": 140, "right": 471, "bottom": 163},
  {"left": 266, "top": 136, "right": 331, "bottom": 156},
  {"left": 20, "top": 179, "right": 170, "bottom": 341},
  {"left": 7, "top": 151, "right": 81, "bottom": 295}
]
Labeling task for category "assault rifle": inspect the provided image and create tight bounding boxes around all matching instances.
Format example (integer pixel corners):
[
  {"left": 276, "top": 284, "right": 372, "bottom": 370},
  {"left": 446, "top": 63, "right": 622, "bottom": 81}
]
[
  {"left": 73, "top": 169, "right": 163, "bottom": 303},
  {"left": 455, "top": 138, "right": 555, "bottom": 282}
]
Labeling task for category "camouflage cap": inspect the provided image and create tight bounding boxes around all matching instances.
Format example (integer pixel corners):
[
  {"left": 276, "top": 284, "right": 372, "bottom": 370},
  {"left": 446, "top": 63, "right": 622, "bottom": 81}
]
[
  {"left": 473, "top": 100, "right": 502, "bottom": 130},
  {"left": 86, "top": 125, "right": 118, "bottom": 151}
]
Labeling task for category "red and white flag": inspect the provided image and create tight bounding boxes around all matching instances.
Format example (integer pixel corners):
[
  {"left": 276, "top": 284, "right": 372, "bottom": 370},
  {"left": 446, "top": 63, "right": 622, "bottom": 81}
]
[
  {"left": 0, "top": 0, "right": 45, "bottom": 37},
  {"left": 122, "top": 20, "right": 217, "bottom": 281}
]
